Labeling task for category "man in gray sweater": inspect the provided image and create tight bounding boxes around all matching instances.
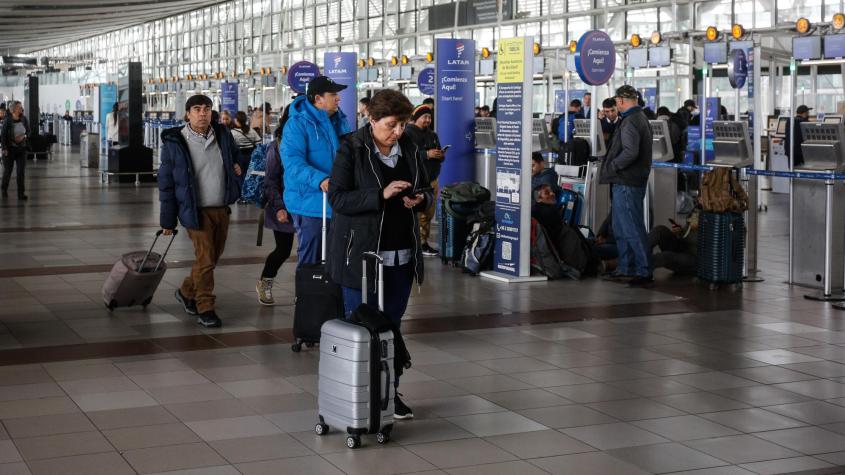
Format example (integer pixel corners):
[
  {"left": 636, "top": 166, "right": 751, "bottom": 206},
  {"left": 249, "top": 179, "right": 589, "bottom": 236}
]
[
  {"left": 600, "top": 85, "right": 653, "bottom": 286},
  {"left": 158, "top": 95, "right": 242, "bottom": 327}
]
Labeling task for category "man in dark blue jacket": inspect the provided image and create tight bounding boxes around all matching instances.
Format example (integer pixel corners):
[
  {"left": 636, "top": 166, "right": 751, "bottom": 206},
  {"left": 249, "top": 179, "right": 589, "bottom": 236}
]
[
  {"left": 281, "top": 76, "right": 349, "bottom": 268},
  {"left": 158, "top": 95, "right": 242, "bottom": 328},
  {"left": 600, "top": 85, "right": 653, "bottom": 286}
]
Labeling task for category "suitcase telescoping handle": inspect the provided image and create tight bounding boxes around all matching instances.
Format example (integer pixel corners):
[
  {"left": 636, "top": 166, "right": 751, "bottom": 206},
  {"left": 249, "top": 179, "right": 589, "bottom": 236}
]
[
  {"left": 321, "top": 191, "right": 328, "bottom": 265},
  {"left": 138, "top": 230, "right": 179, "bottom": 273},
  {"left": 361, "top": 251, "right": 385, "bottom": 312}
]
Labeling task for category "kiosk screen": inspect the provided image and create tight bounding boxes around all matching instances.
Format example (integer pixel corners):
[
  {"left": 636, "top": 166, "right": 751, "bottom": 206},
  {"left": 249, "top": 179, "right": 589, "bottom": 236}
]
[
  {"left": 628, "top": 48, "right": 648, "bottom": 69},
  {"left": 704, "top": 43, "right": 727, "bottom": 64},
  {"left": 825, "top": 34, "right": 845, "bottom": 59},
  {"left": 793, "top": 36, "right": 822, "bottom": 60},
  {"left": 648, "top": 46, "right": 671, "bottom": 67}
]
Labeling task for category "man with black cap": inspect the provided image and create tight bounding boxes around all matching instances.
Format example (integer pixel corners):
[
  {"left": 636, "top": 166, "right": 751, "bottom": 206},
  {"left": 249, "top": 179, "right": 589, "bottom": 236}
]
[
  {"left": 600, "top": 85, "right": 654, "bottom": 286},
  {"left": 405, "top": 104, "right": 445, "bottom": 256},
  {"left": 158, "top": 94, "right": 243, "bottom": 328},
  {"left": 785, "top": 105, "right": 812, "bottom": 167},
  {"left": 281, "top": 76, "right": 350, "bottom": 268}
]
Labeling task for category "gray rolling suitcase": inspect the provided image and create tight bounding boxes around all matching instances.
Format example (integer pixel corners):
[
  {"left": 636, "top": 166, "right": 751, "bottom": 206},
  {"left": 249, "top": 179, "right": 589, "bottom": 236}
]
[
  {"left": 102, "top": 230, "right": 177, "bottom": 310},
  {"left": 315, "top": 252, "right": 395, "bottom": 449}
]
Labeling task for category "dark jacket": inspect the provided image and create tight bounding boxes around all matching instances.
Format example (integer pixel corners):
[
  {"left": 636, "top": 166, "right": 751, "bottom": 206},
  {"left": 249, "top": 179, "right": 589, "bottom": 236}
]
[
  {"left": 158, "top": 124, "right": 241, "bottom": 230},
  {"left": 327, "top": 125, "right": 433, "bottom": 290},
  {"left": 404, "top": 123, "right": 443, "bottom": 181},
  {"left": 785, "top": 116, "right": 807, "bottom": 166},
  {"left": 263, "top": 140, "right": 295, "bottom": 233},
  {"left": 600, "top": 106, "right": 652, "bottom": 188},
  {"left": 2, "top": 115, "right": 30, "bottom": 151}
]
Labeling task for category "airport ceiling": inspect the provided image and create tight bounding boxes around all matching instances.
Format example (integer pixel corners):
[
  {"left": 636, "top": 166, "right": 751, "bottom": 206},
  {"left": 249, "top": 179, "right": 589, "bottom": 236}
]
[{"left": 0, "top": 0, "right": 224, "bottom": 54}]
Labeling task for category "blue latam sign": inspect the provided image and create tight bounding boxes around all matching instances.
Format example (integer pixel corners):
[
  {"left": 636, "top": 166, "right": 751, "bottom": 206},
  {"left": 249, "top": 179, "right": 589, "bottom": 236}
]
[
  {"left": 417, "top": 67, "right": 435, "bottom": 96},
  {"left": 728, "top": 48, "right": 747, "bottom": 89},
  {"left": 323, "top": 52, "right": 358, "bottom": 131},
  {"left": 221, "top": 82, "right": 238, "bottom": 115},
  {"left": 435, "top": 38, "right": 476, "bottom": 186},
  {"left": 574, "top": 30, "right": 617, "bottom": 86},
  {"left": 287, "top": 61, "right": 321, "bottom": 94}
]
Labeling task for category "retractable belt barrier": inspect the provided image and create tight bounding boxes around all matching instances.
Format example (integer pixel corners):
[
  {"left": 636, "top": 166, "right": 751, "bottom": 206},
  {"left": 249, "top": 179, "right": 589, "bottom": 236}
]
[{"left": 651, "top": 161, "right": 845, "bottom": 181}]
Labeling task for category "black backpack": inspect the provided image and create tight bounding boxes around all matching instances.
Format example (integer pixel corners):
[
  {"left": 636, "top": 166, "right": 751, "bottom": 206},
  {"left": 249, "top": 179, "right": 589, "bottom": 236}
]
[
  {"left": 559, "top": 137, "right": 591, "bottom": 166},
  {"left": 461, "top": 201, "right": 496, "bottom": 275}
]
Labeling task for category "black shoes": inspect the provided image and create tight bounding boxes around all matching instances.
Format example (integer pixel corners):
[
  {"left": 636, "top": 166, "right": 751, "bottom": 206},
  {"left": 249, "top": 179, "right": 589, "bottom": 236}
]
[
  {"left": 18, "top": 194, "right": 27, "bottom": 201},
  {"left": 601, "top": 272, "right": 633, "bottom": 283},
  {"left": 197, "top": 311, "right": 222, "bottom": 328},
  {"left": 421, "top": 244, "right": 439, "bottom": 257},
  {"left": 394, "top": 393, "right": 414, "bottom": 420},
  {"left": 174, "top": 289, "right": 198, "bottom": 315},
  {"left": 628, "top": 275, "right": 655, "bottom": 287}
]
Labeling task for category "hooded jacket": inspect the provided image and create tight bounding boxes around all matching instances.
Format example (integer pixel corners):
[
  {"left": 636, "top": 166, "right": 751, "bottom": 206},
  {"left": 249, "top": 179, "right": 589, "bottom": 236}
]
[
  {"left": 280, "top": 95, "right": 350, "bottom": 218},
  {"left": 157, "top": 123, "right": 241, "bottom": 230},
  {"left": 326, "top": 125, "right": 433, "bottom": 290}
]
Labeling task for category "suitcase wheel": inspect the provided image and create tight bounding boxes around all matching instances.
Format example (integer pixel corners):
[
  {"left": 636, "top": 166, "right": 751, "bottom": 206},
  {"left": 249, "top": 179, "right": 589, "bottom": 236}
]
[
  {"left": 142, "top": 297, "right": 152, "bottom": 308},
  {"left": 376, "top": 432, "right": 390, "bottom": 444},
  {"left": 106, "top": 300, "right": 116, "bottom": 311},
  {"left": 315, "top": 423, "right": 328, "bottom": 436},
  {"left": 346, "top": 435, "right": 361, "bottom": 449},
  {"left": 291, "top": 341, "right": 302, "bottom": 353},
  {"left": 305, "top": 342, "right": 316, "bottom": 348}
]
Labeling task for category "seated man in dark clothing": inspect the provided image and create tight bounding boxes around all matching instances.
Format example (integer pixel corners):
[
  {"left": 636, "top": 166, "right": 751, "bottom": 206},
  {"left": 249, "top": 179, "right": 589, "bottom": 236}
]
[
  {"left": 649, "top": 209, "right": 699, "bottom": 275},
  {"left": 531, "top": 184, "right": 563, "bottom": 238},
  {"left": 594, "top": 213, "right": 618, "bottom": 261},
  {"left": 531, "top": 152, "right": 559, "bottom": 193}
]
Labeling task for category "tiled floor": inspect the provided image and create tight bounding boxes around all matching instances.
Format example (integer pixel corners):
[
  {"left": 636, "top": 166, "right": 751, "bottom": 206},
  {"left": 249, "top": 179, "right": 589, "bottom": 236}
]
[{"left": 1, "top": 146, "right": 845, "bottom": 474}]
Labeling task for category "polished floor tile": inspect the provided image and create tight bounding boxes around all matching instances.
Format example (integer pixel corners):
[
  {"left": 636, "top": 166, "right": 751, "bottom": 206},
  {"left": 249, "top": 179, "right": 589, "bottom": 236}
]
[
  {"left": 562, "top": 422, "right": 670, "bottom": 450},
  {"left": 685, "top": 434, "right": 802, "bottom": 464},
  {"left": 606, "top": 442, "right": 728, "bottom": 473},
  {"left": 527, "top": 451, "right": 653, "bottom": 475}
]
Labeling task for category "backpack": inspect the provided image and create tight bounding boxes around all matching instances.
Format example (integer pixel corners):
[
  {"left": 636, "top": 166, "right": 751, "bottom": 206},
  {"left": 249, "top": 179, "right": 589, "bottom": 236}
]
[
  {"left": 559, "top": 137, "right": 591, "bottom": 166},
  {"left": 699, "top": 167, "right": 748, "bottom": 214},
  {"left": 530, "top": 218, "right": 580, "bottom": 280},
  {"left": 349, "top": 300, "right": 412, "bottom": 378},
  {"left": 461, "top": 201, "right": 496, "bottom": 275},
  {"left": 440, "top": 182, "right": 491, "bottom": 204},
  {"left": 240, "top": 142, "right": 272, "bottom": 207},
  {"left": 553, "top": 224, "right": 601, "bottom": 277}
]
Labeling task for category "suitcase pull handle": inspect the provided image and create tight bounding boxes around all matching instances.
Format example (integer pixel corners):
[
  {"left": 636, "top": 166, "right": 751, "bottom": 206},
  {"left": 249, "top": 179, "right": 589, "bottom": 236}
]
[
  {"left": 361, "top": 252, "right": 385, "bottom": 311},
  {"left": 139, "top": 230, "right": 179, "bottom": 273},
  {"left": 381, "top": 360, "right": 391, "bottom": 411}
]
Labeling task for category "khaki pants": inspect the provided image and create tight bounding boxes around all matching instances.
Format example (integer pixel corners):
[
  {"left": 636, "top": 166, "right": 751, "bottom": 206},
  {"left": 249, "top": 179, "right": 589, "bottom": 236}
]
[
  {"left": 418, "top": 179, "right": 439, "bottom": 245},
  {"left": 180, "top": 207, "right": 230, "bottom": 313}
]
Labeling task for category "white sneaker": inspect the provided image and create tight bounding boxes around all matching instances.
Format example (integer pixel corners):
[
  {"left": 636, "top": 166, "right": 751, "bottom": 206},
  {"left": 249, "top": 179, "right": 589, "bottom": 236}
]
[{"left": 256, "top": 278, "right": 275, "bottom": 306}]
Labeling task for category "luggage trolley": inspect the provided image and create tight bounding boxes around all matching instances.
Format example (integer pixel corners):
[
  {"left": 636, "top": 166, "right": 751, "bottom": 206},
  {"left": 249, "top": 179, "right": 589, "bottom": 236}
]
[
  {"left": 791, "top": 122, "right": 845, "bottom": 301},
  {"left": 647, "top": 120, "right": 676, "bottom": 229},
  {"left": 570, "top": 118, "right": 607, "bottom": 230}
]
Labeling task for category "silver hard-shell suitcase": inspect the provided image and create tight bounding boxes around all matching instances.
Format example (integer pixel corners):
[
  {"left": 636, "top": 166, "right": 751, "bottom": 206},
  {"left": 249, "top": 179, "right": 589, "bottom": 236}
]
[{"left": 315, "top": 252, "right": 395, "bottom": 449}]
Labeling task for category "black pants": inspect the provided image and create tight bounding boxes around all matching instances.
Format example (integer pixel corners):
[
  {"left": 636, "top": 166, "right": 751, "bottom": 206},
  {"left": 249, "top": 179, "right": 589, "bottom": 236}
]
[
  {"left": 1, "top": 149, "right": 26, "bottom": 196},
  {"left": 261, "top": 230, "right": 295, "bottom": 278},
  {"left": 648, "top": 225, "right": 696, "bottom": 275}
]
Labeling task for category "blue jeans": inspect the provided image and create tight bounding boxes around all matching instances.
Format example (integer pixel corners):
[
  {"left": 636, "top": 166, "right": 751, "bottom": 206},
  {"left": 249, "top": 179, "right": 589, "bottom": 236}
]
[
  {"left": 291, "top": 214, "right": 330, "bottom": 268},
  {"left": 611, "top": 184, "right": 651, "bottom": 277},
  {"left": 343, "top": 263, "right": 414, "bottom": 389}
]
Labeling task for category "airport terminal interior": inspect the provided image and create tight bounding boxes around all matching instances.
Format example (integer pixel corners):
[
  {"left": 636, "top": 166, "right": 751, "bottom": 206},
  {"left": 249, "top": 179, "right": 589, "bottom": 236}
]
[{"left": 5, "top": 1, "right": 845, "bottom": 474}]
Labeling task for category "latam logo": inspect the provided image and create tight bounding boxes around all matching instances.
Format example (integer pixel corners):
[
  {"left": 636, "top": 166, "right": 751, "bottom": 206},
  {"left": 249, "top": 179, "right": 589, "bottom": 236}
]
[
  {"left": 333, "top": 55, "right": 342, "bottom": 68},
  {"left": 456, "top": 41, "right": 465, "bottom": 58}
]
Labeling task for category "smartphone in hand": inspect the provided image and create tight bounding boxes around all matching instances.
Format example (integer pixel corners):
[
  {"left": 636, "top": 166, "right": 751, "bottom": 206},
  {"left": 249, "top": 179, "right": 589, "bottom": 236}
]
[
  {"left": 441, "top": 145, "right": 451, "bottom": 152},
  {"left": 397, "top": 185, "right": 434, "bottom": 199}
]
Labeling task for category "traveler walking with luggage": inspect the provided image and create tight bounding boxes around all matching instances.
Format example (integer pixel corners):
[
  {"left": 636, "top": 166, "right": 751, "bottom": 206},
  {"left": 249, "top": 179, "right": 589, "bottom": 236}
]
[
  {"left": 600, "top": 85, "right": 653, "bottom": 286},
  {"left": 1, "top": 101, "right": 30, "bottom": 200},
  {"left": 327, "top": 89, "right": 433, "bottom": 420},
  {"left": 256, "top": 126, "right": 295, "bottom": 306},
  {"left": 158, "top": 95, "right": 243, "bottom": 328},
  {"left": 404, "top": 104, "right": 444, "bottom": 257},
  {"left": 281, "top": 75, "right": 350, "bottom": 268}
]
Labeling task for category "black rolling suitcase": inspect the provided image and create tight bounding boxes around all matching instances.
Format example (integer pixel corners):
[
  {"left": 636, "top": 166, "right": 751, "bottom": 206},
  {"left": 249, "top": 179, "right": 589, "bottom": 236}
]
[
  {"left": 439, "top": 183, "right": 490, "bottom": 265},
  {"left": 697, "top": 211, "right": 745, "bottom": 288},
  {"left": 292, "top": 192, "right": 344, "bottom": 352}
]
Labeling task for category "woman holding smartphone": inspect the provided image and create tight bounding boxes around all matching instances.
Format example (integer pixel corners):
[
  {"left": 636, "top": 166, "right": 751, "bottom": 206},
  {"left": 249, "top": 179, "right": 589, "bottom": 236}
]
[{"left": 326, "top": 89, "right": 433, "bottom": 421}]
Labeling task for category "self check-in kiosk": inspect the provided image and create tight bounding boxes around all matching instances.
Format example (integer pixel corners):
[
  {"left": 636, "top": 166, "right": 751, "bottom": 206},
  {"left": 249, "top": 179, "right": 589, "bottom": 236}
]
[
  {"left": 532, "top": 119, "right": 550, "bottom": 153},
  {"left": 571, "top": 118, "right": 609, "bottom": 229},
  {"left": 792, "top": 122, "right": 845, "bottom": 299},
  {"left": 648, "top": 120, "right": 676, "bottom": 228},
  {"left": 474, "top": 117, "right": 497, "bottom": 194},
  {"left": 711, "top": 121, "right": 754, "bottom": 169}
]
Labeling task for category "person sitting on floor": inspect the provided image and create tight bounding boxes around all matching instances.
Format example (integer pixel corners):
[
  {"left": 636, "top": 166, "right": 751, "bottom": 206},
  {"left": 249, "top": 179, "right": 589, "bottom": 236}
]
[{"left": 649, "top": 208, "right": 700, "bottom": 275}]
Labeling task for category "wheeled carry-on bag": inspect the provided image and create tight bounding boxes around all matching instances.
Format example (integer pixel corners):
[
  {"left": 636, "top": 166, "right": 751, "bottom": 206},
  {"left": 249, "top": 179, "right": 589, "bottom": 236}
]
[
  {"left": 102, "top": 230, "right": 178, "bottom": 310},
  {"left": 315, "top": 252, "right": 395, "bottom": 449},
  {"left": 697, "top": 211, "right": 745, "bottom": 287},
  {"left": 292, "top": 192, "right": 344, "bottom": 352}
]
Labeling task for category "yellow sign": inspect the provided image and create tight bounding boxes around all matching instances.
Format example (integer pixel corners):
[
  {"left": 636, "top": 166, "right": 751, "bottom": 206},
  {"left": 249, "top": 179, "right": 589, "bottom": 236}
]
[{"left": 497, "top": 38, "right": 525, "bottom": 83}]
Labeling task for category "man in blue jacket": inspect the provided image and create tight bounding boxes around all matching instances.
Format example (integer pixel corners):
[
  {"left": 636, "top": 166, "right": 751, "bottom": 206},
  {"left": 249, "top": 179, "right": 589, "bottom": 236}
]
[
  {"left": 158, "top": 95, "right": 242, "bottom": 328},
  {"left": 281, "top": 76, "right": 349, "bottom": 267}
]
